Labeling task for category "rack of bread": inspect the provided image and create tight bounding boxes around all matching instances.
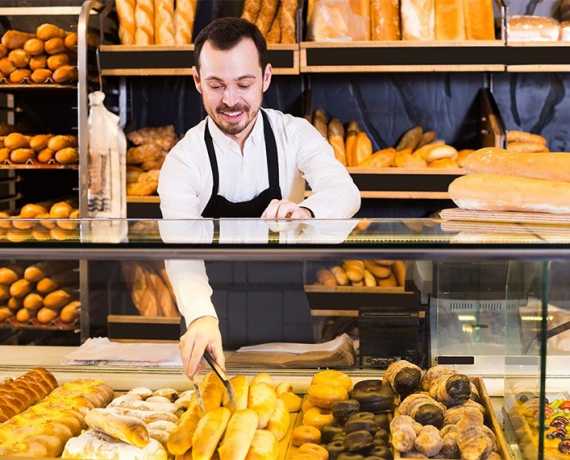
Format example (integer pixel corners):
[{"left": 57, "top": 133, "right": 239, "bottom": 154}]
[
  {"left": 0, "top": 261, "right": 80, "bottom": 329},
  {"left": 0, "top": 132, "right": 78, "bottom": 166},
  {"left": 0, "top": 201, "right": 80, "bottom": 242},
  {"left": 0, "top": 24, "right": 77, "bottom": 86}
]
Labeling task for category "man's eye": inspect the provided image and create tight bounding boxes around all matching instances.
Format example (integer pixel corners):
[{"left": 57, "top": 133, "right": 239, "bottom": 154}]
[
  {"left": 238, "top": 83, "right": 251, "bottom": 89},
  {"left": 210, "top": 83, "right": 223, "bottom": 89}
]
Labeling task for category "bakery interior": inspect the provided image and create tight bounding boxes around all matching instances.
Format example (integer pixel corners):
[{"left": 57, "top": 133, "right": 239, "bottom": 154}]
[{"left": 0, "top": 0, "right": 570, "bottom": 459}]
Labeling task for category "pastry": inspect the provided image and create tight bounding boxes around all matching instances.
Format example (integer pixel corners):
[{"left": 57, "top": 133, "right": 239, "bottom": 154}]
[
  {"left": 308, "top": 384, "right": 348, "bottom": 410},
  {"left": 268, "top": 399, "right": 290, "bottom": 441},
  {"left": 245, "top": 429, "right": 277, "bottom": 460},
  {"left": 429, "top": 372, "right": 472, "bottom": 407},
  {"left": 299, "top": 443, "right": 329, "bottom": 460},
  {"left": 415, "top": 425, "right": 443, "bottom": 457},
  {"left": 192, "top": 407, "right": 231, "bottom": 460},
  {"left": 391, "top": 415, "right": 418, "bottom": 453},
  {"left": 303, "top": 406, "right": 333, "bottom": 430},
  {"left": 248, "top": 383, "right": 277, "bottom": 428},
  {"left": 332, "top": 399, "right": 360, "bottom": 422},
  {"left": 345, "top": 412, "right": 380, "bottom": 434},
  {"left": 399, "top": 393, "right": 446, "bottom": 428},
  {"left": 279, "top": 392, "right": 302, "bottom": 412},
  {"left": 322, "top": 425, "right": 344, "bottom": 443},
  {"left": 345, "top": 430, "right": 374, "bottom": 453},
  {"left": 312, "top": 370, "right": 353, "bottom": 392},
  {"left": 292, "top": 425, "right": 321, "bottom": 447},
  {"left": 85, "top": 408, "right": 150, "bottom": 448},
  {"left": 384, "top": 360, "right": 423, "bottom": 397},
  {"left": 350, "top": 380, "right": 395, "bottom": 413},
  {"left": 218, "top": 409, "right": 258, "bottom": 460}
]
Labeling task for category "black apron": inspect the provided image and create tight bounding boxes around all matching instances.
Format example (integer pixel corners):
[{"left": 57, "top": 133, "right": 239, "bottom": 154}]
[{"left": 202, "top": 109, "right": 282, "bottom": 218}]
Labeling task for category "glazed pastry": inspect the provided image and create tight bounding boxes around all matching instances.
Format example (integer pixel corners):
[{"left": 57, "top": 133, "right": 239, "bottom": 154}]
[
  {"left": 391, "top": 415, "right": 417, "bottom": 453},
  {"left": 248, "top": 383, "right": 277, "bottom": 429},
  {"left": 384, "top": 360, "right": 422, "bottom": 397},
  {"left": 456, "top": 418, "right": 493, "bottom": 460},
  {"left": 429, "top": 372, "right": 472, "bottom": 407},
  {"left": 332, "top": 399, "right": 360, "bottom": 422},
  {"left": 374, "top": 414, "right": 389, "bottom": 429},
  {"left": 292, "top": 425, "right": 321, "bottom": 447},
  {"left": 345, "top": 430, "right": 374, "bottom": 453},
  {"left": 345, "top": 412, "right": 379, "bottom": 434},
  {"left": 421, "top": 365, "right": 455, "bottom": 391},
  {"left": 192, "top": 407, "right": 231, "bottom": 460},
  {"left": 440, "top": 425, "right": 460, "bottom": 458},
  {"left": 337, "top": 453, "right": 364, "bottom": 460},
  {"left": 399, "top": 392, "right": 446, "bottom": 428},
  {"left": 312, "top": 370, "right": 353, "bottom": 392},
  {"left": 326, "top": 439, "right": 346, "bottom": 458},
  {"left": 303, "top": 406, "right": 334, "bottom": 430},
  {"left": 350, "top": 380, "right": 395, "bottom": 414},
  {"left": 415, "top": 425, "right": 443, "bottom": 457},
  {"left": 218, "top": 409, "right": 258, "bottom": 460},
  {"left": 308, "top": 384, "right": 348, "bottom": 409}
]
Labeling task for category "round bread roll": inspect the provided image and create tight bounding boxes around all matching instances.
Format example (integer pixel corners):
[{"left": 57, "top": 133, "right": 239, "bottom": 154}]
[
  {"left": 45, "top": 38, "right": 65, "bottom": 55},
  {"left": 20, "top": 203, "right": 47, "bottom": 218},
  {"left": 24, "top": 38, "right": 45, "bottom": 56},
  {"left": 52, "top": 65, "right": 76, "bottom": 83},
  {"left": 8, "top": 49, "right": 30, "bottom": 68},
  {"left": 30, "top": 68, "right": 52, "bottom": 84},
  {"left": 424, "top": 145, "right": 458, "bottom": 162},
  {"left": 36, "top": 24, "right": 66, "bottom": 41},
  {"left": 9, "top": 69, "right": 31, "bottom": 84},
  {"left": 47, "top": 53, "right": 69, "bottom": 70},
  {"left": 0, "top": 57, "right": 16, "bottom": 76},
  {"left": 4, "top": 133, "right": 29, "bottom": 150},
  {"left": 50, "top": 201, "right": 73, "bottom": 218},
  {"left": 29, "top": 55, "right": 47, "bottom": 70}
]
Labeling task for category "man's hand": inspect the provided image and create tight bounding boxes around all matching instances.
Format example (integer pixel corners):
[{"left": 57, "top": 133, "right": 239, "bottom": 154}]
[
  {"left": 261, "top": 199, "right": 313, "bottom": 220},
  {"left": 179, "top": 316, "right": 225, "bottom": 378}
]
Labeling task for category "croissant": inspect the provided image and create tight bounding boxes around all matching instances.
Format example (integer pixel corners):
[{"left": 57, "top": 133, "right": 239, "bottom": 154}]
[
  {"left": 384, "top": 360, "right": 422, "bottom": 397},
  {"left": 444, "top": 401, "right": 485, "bottom": 426},
  {"left": 456, "top": 416, "right": 494, "bottom": 460},
  {"left": 399, "top": 392, "right": 446, "bottom": 428},
  {"left": 429, "top": 372, "right": 472, "bottom": 407}
]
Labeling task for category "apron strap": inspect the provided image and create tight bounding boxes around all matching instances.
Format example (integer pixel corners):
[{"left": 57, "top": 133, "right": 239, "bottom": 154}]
[
  {"left": 261, "top": 110, "right": 282, "bottom": 197},
  {"left": 204, "top": 119, "right": 220, "bottom": 198}
]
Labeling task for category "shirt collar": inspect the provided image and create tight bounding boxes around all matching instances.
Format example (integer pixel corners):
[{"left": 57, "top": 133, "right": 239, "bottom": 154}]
[{"left": 206, "top": 110, "right": 264, "bottom": 152}]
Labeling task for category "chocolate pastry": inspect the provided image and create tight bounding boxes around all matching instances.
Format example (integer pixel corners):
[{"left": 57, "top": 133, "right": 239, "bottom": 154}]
[
  {"left": 369, "top": 445, "right": 390, "bottom": 458},
  {"left": 351, "top": 381, "right": 395, "bottom": 413},
  {"left": 346, "top": 412, "right": 380, "bottom": 433},
  {"left": 327, "top": 439, "right": 346, "bottom": 458},
  {"left": 374, "top": 414, "right": 389, "bottom": 428},
  {"left": 323, "top": 425, "right": 345, "bottom": 443},
  {"left": 337, "top": 455, "right": 364, "bottom": 460},
  {"left": 384, "top": 361, "right": 422, "bottom": 398},
  {"left": 365, "top": 457, "right": 387, "bottom": 460},
  {"left": 346, "top": 430, "right": 374, "bottom": 453},
  {"left": 333, "top": 432, "right": 348, "bottom": 442},
  {"left": 332, "top": 399, "right": 361, "bottom": 422}
]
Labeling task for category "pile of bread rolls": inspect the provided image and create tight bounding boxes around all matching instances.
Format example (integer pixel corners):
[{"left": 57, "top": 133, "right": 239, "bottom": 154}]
[
  {"left": 127, "top": 125, "right": 177, "bottom": 196},
  {"left": 0, "top": 24, "right": 77, "bottom": 85},
  {"left": 121, "top": 262, "right": 179, "bottom": 318},
  {"left": 0, "top": 262, "right": 80, "bottom": 327},
  {"left": 0, "top": 132, "right": 78, "bottom": 165},
  {"left": 308, "top": 0, "right": 495, "bottom": 41},
  {"left": 241, "top": 0, "right": 298, "bottom": 44},
  {"left": 316, "top": 259, "right": 406, "bottom": 289},
  {"left": 0, "top": 200, "right": 79, "bottom": 242},
  {"left": 0, "top": 378, "right": 113, "bottom": 457},
  {"left": 508, "top": 15, "right": 570, "bottom": 41},
  {"left": 311, "top": 111, "right": 469, "bottom": 170},
  {"left": 115, "top": 0, "right": 198, "bottom": 45},
  {"left": 450, "top": 147, "right": 570, "bottom": 214},
  {"left": 506, "top": 130, "right": 549, "bottom": 153}
]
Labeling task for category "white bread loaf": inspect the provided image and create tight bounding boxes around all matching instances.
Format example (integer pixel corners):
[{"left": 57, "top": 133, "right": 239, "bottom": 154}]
[
  {"left": 401, "top": 0, "right": 435, "bottom": 40},
  {"left": 449, "top": 173, "right": 570, "bottom": 214},
  {"left": 508, "top": 15, "right": 560, "bottom": 41},
  {"left": 463, "top": 148, "right": 570, "bottom": 183}
]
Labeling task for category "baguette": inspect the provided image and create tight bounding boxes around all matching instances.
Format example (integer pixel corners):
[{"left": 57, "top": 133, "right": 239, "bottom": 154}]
[
  {"left": 464, "top": 0, "right": 495, "bottom": 39},
  {"left": 154, "top": 0, "right": 176, "bottom": 45},
  {"left": 357, "top": 148, "right": 396, "bottom": 168},
  {"left": 241, "top": 0, "right": 263, "bottom": 23},
  {"left": 363, "top": 269, "right": 377, "bottom": 287},
  {"left": 267, "top": 399, "right": 289, "bottom": 442},
  {"left": 218, "top": 409, "right": 259, "bottom": 460},
  {"left": 464, "top": 149, "right": 570, "bottom": 182},
  {"left": 449, "top": 173, "right": 570, "bottom": 214},
  {"left": 174, "top": 0, "right": 196, "bottom": 45},
  {"left": 85, "top": 408, "right": 150, "bottom": 448},
  {"left": 116, "top": 0, "right": 137, "bottom": 45},
  {"left": 248, "top": 383, "right": 277, "bottom": 429},
  {"left": 266, "top": 10, "right": 281, "bottom": 43},
  {"left": 192, "top": 407, "right": 231, "bottom": 460},
  {"left": 166, "top": 399, "right": 201, "bottom": 455},
  {"left": 328, "top": 119, "right": 346, "bottom": 165},
  {"left": 435, "top": 0, "right": 465, "bottom": 39},
  {"left": 280, "top": 0, "right": 297, "bottom": 43},
  {"left": 354, "top": 132, "right": 373, "bottom": 165},
  {"left": 397, "top": 126, "right": 423, "bottom": 150},
  {"left": 255, "top": 0, "right": 279, "bottom": 36},
  {"left": 330, "top": 266, "right": 349, "bottom": 286},
  {"left": 401, "top": 0, "right": 435, "bottom": 39}
]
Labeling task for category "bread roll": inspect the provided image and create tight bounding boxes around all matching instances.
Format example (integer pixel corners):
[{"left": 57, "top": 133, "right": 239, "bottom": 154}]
[
  {"left": 0, "top": 285, "right": 9, "bottom": 302},
  {"left": 60, "top": 301, "right": 80, "bottom": 323},
  {"left": 44, "top": 289, "right": 72, "bottom": 309},
  {"left": 30, "top": 135, "right": 51, "bottom": 152},
  {"left": 267, "top": 399, "right": 290, "bottom": 441},
  {"left": 154, "top": 0, "right": 176, "bottom": 45},
  {"left": 116, "top": 0, "right": 137, "bottom": 45},
  {"left": 85, "top": 408, "right": 150, "bottom": 448},
  {"left": 343, "top": 260, "right": 364, "bottom": 282},
  {"left": 36, "top": 24, "right": 65, "bottom": 41},
  {"left": 192, "top": 407, "right": 231, "bottom": 460},
  {"left": 0, "top": 44, "right": 6, "bottom": 58},
  {"left": 16, "top": 307, "right": 33, "bottom": 322},
  {"left": 508, "top": 15, "right": 559, "bottom": 41},
  {"left": 10, "top": 279, "right": 31, "bottom": 298},
  {"left": 52, "top": 65, "right": 77, "bottom": 83},
  {"left": 279, "top": 392, "right": 302, "bottom": 412},
  {"left": 64, "top": 32, "right": 78, "bottom": 49},
  {"left": 30, "top": 55, "right": 47, "bottom": 70},
  {"left": 10, "top": 148, "right": 34, "bottom": 163},
  {"left": 0, "top": 147, "right": 9, "bottom": 162},
  {"left": 224, "top": 375, "right": 250, "bottom": 411},
  {"left": 255, "top": 0, "right": 279, "bottom": 36},
  {"left": 401, "top": 0, "right": 435, "bottom": 40},
  {"left": 24, "top": 38, "right": 45, "bottom": 56},
  {"left": 353, "top": 132, "right": 373, "bottom": 165},
  {"left": 393, "top": 261, "right": 407, "bottom": 286},
  {"left": 463, "top": 148, "right": 570, "bottom": 182},
  {"left": 23, "top": 293, "right": 43, "bottom": 311},
  {"left": 245, "top": 430, "right": 278, "bottom": 460},
  {"left": 2, "top": 31, "right": 33, "bottom": 49},
  {"left": 251, "top": 373, "right": 273, "bottom": 387},
  {"left": 395, "top": 149, "right": 428, "bottom": 168},
  {"left": 55, "top": 147, "right": 78, "bottom": 164},
  {"left": 0, "top": 306, "right": 12, "bottom": 322},
  {"left": 449, "top": 173, "right": 570, "bottom": 214},
  {"left": 317, "top": 268, "right": 336, "bottom": 287},
  {"left": 248, "top": 383, "right": 277, "bottom": 429},
  {"left": 429, "top": 157, "right": 458, "bottom": 168},
  {"left": 464, "top": 0, "right": 495, "bottom": 39},
  {"left": 45, "top": 38, "right": 65, "bottom": 55},
  {"left": 5, "top": 133, "right": 29, "bottom": 150},
  {"left": 37, "top": 148, "right": 55, "bottom": 163},
  {"left": 8, "top": 297, "right": 22, "bottom": 311},
  {"left": 328, "top": 119, "right": 346, "bottom": 165},
  {"left": 330, "top": 266, "right": 349, "bottom": 285},
  {"left": 424, "top": 144, "right": 457, "bottom": 162},
  {"left": 357, "top": 148, "right": 396, "bottom": 168},
  {"left": 135, "top": 0, "right": 155, "bottom": 44},
  {"left": 506, "top": 130, "right": 547, "bottom": 145},
  {"left": 31, "top": 68, "right": 51, "bottom": 83},
  {"left": 37, "top": 307, "right": 58, "bottom": 323},
  {"left": 174, "top": 0, "right": 196, "bottom": 44},
  {"left": 363, "top": 269, "right": 377, "bottom": 287},
  {"left": 47, "top": 53, "right": 69, "bottom": 70},
  {"left": 0, "top": 57, "right": 16, "bottom": 76},
  {"left": 0, "top": 267, "right": 21, "bottom": 284},
  {"left": 166, "top": 399, "right": 201, "bottom": 455},
  {"left": 507, "top": 142, "right": 549, "bottom": 153},
  {"left": 371, "top": 0, "right": 401, "bottom": 40},
  {"left": 435, "top": 0, "right": 465, "bottom": 39},
  {"left": 364, "top": 260, "right": 391, "bottom": 278},
  {"left": 218, "top": 409, "right": 259, "bottom": 460},
  {"left": 379, "top": 273, "right": 398, "bottom": 287},
  {"left": 50, "top": 201, "right": 73, "bottom": 218}
]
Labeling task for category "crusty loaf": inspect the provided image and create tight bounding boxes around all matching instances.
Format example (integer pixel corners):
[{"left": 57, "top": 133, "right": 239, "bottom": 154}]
[
  {"left": 449, "top": 173, "right": 570, "bottom": 214},
  {"left": 464, "top": 0, "right": 495, "bottom": 39},
  {"left": 218, "top": 409, "right": 259, "bottom": 460},
  {"left": 371, "top": 0, "right": 401, "bottom": 40},
  {"left": 174, "top": 0, "right": 196, "bottom": 44},
  {"left": 401, "top": 0, "right": 435, "bottom": 40},
  {"left": 266, "top": 9, "right": 281, "bottom": 43},
  {"left": 463, "top": 148, "right": 570, "bottom": 183},
  {"left": 435, "top": 0, "right": 465, "bottom": 40},
  {"left": 280, "top": 0, "right": 297, "bottom": 43},
  {"left": 192, "top": 407, "right": 231, "bottom": 460},
  {"left": 154, "top": 0, "right": 175, "bottom": 45},
  {"left": 508, "top": 15, "right": 560, "bottom": 41},
  {"left": 116, "top": 0, "right": 136, "bottom": 44},
  {"left": 135, "top": 0, "right": 155, "bottom": 44},
  {"left": 241, "top": 0, "right": 262, "bottom": 24},
  {"left": 255, "top": 0, "right": 279, "bottom": 36}
]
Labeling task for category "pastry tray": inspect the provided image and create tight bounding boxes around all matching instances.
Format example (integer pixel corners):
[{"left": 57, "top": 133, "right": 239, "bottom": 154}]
[{"left": 393, "top": 377, "right": 513, "bottom": 460}]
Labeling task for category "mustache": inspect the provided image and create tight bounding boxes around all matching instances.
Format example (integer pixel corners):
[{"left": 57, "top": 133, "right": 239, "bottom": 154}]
[{"left": 216, "top": 104, "right": 249, "bottom": 113}]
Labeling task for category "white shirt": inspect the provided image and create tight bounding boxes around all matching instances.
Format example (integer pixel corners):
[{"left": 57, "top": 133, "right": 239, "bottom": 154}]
[{"left": 158, "top": 108, "right": 361, "bottom": 325}]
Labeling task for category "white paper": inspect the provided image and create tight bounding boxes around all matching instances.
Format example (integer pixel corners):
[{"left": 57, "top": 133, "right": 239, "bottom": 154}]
[{"left": 236, "top": 333, "right": 353, "bottom": 354}]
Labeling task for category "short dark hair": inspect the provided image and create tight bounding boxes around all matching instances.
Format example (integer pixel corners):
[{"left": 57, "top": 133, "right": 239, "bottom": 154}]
[{"left": 194, "top": 17, "right": 268, "bottom": 71}]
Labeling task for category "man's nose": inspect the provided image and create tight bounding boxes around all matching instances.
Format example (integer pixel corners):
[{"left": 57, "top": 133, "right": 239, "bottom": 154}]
[{"left": 222, "top": 86, "right": 238, "bottom": 107}]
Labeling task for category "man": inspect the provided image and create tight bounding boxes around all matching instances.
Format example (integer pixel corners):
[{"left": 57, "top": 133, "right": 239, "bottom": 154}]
[{"left": 158, "top": 17, "right": 360, "bottom": 378}]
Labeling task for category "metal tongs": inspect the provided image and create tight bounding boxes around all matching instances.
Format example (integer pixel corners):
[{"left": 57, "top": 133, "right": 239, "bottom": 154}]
[{"left": 193, "top": 349, "right": 235, "bottom": 412}]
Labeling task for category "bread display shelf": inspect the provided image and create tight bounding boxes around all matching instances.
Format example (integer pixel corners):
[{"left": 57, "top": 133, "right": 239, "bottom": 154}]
[
  {"left": 305, "top": 284, "right": 406, "bottom": 294},
  {"left": 107, "top": 314, "right": 182, "bottom": 341},
  {"left": 0, "top": 161, "right": 78, "bottom": 170},
  {"left": 127, "top": 195, "right": 160, "bottom": 203},
  {"left": 301, "top": 40, "right": 506, "bottom": 73},
  {"left": 0, "top": 317, "right": 78, "bottom": 331},
  {"left": 98, "top": 44, "right": 300, "bottom": 76},
  {"left": 0, "top": 83, "right": 77, "bottom": 91}
]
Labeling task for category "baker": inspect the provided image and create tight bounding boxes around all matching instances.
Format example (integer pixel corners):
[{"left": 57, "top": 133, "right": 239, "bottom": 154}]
[{"left": 158, "top": 17, "right": 360, "bottom": 378}]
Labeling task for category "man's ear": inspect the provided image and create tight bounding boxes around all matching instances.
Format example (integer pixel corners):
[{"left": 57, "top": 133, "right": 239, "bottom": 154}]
[
  {"left": 193, "top": 67, "right": 202, "bottom": 94},
  {"left": 262, "top": 64, "right": 272, "bottom": 93}
]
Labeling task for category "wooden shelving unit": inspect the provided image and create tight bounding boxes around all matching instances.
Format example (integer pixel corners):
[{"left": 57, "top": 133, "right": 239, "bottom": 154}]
[
  {"left": 127, "top": 195, "right": 160, "bottom": 204},
  {"left": 505, "top": 41, "right": 570, "bottom": 72},
  {"left": 0, "top": 84, "right": 77, "bottom": 91},
  {"left": 0, "top": 163, "right": 79, "bottom": 170}
]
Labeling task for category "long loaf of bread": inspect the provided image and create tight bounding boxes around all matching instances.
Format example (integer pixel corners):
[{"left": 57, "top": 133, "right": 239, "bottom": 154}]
[
  {"left": 463, "top": 148, "right": 570, "bottom": 183},
  {"left": 85, "top": 408, "right": 150, "bottom": 448},
  {"left": 435, "top": 0, "right": 465, "bottom": 39},
  {"left": 154, "top": 0, "right": 175, "bottom": 45},
  {"left": 135, "top": 0, "right": 155, "bottom": 44},
  {"left": 116, "top": 0, "right": 136, "bottom": 44},
  {"left": 401, "top": 0, "right": 435, "bottom": 40},
  {"left": 241, "top": 0, "right": 263, "bottom": 24},
  {"left": 280, "top": 0, "right": 298, "bottom": 43},
  {"left": 174, "top": 0, "right": 196, "bottom": 44},
  {"left": 218, "top": 409, "right": 259, "bottom": 460},
  {"left": 371, "top": 0, "right": 401, "bottom": 40},
  {"left": 464, "top": 0, "right": 495, "bottom": 39},
  {"left": 192, "top": 407, "right": 231, "bottom": 460},
  {"left": 255, "top": 0, "right": 279, "bottom": 36},
  {"left": 449, "top": 173, "right": 570, "bottom": 214}
]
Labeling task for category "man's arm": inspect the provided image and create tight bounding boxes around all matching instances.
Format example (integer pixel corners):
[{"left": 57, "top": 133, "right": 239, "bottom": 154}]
[{"left": 295, "top": 118, "right": 361, "bottom": 218}]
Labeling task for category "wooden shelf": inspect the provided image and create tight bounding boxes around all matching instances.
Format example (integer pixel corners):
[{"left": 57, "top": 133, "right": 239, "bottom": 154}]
[
  {"left": 107, "top": 315, "right": 180, "bottom": 325},
  {"left": 0, "top": 319, "right": 78, "bottom": 331},
  {"left": 347, "top": 167, "right": 465, "bottom": 175},
  {"left": 0, "top": 84, "right": 76, "bottom": 91},
  {"left": 301, "top": 40, "right": 506, "bottom": 73},
  {"left": 506, "top": 41, "right": 570, "bottom": 72},
  {"left": 305, "top": 284, "right": 405, "bottom": 294},
  {"left": 99, "top": 44, "right": 299, "bottom": 76},
  {"left": 0, "top": 162, "right": 78, "bottom": 170},
  {"left": 127, "top": 195, "right": 160, "bottom": 203}
]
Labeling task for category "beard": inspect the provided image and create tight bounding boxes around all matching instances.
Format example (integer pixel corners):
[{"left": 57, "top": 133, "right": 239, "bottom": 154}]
[{"left": 207, "top": 101, "right": 258, "bottom": 136}]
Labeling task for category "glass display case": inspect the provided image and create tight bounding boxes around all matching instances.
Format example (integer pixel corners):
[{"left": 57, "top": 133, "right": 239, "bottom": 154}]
[{"left": 0, "top": 217, "right": 568, "bottom": 460}]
